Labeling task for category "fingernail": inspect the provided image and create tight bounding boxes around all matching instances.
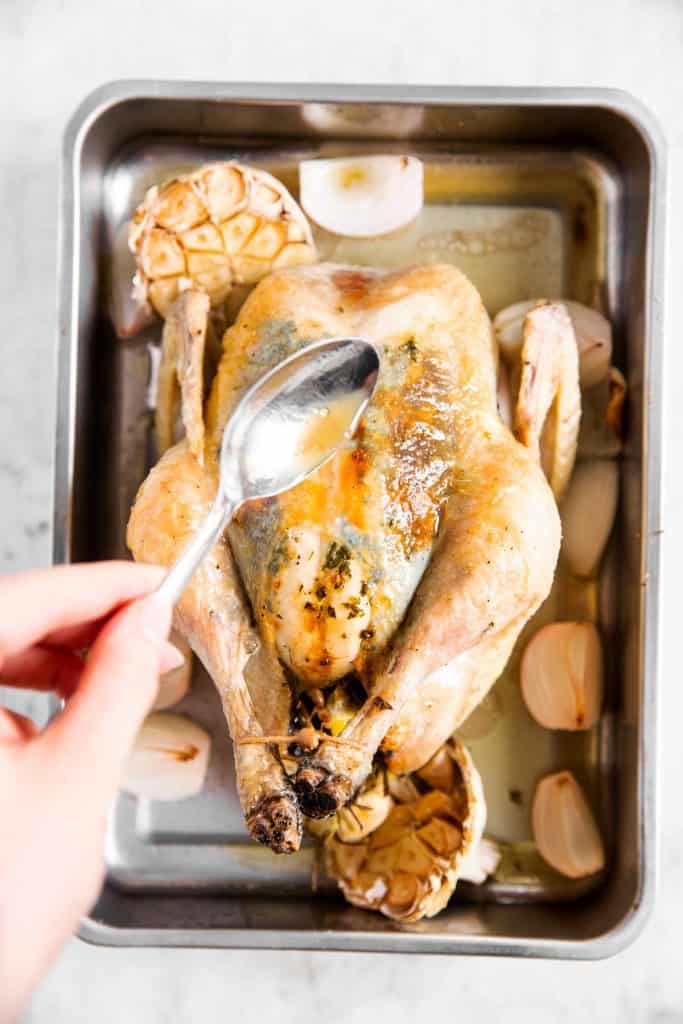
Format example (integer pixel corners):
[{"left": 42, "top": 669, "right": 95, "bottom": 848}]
[
  {"left": 161, "top": 641, "right": 186, "bottom": 672},
  {"left": 132, "top": 595, "right": 172, "bottom": 645}
]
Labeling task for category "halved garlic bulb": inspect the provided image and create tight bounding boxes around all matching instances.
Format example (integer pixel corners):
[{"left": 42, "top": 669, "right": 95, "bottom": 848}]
[
  {"left": 521, "top": 622, "right": 603, "bottom": 730},
  {"left": 561, "top": 460, "right": 619, "bottom": 578},
  {"left": 153, "top": 631, "right": 193, "bottom": 710},
  {"left": 457, "top": 836, "right": 501, "bottom": 884},
  {"left": 299, "top": 155, "right": 423, "bottom": 237},
  {"left": 122, "top": 712, "right": 210, "bottom": 801},
  {"left": 493, "top": 300, "right": 612, "bottom": 387},
  {"left": 325, "top": 739, "right": 486, "bottom": 922},
  {"left": 531, "top": 771, "right": 605, "bottom": 878}
]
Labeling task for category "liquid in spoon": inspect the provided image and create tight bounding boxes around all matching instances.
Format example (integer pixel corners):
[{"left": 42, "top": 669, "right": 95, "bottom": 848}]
[{"left": 293, "top": 392, "right": 364, "bottom": 469}]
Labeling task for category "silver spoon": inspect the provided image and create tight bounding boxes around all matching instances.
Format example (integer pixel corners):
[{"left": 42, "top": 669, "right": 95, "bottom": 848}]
[{"left": 157, "top": 337, "right": 380, "bottom": 605}]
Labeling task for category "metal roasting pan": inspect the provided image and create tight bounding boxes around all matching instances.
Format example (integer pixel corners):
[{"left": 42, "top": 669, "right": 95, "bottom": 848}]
[{"left": 55, "top": 82, "right": 665, "bottom": 958}]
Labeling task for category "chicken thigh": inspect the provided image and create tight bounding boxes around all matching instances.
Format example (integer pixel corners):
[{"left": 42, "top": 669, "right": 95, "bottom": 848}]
[{"left": 128, "top": 263, "right": 578, "bottom": 849}]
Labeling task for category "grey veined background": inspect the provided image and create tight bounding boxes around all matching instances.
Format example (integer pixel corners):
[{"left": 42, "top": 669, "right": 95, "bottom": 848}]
[{"left": 2, "top": 0, "right": 682, "bottom": 1020}]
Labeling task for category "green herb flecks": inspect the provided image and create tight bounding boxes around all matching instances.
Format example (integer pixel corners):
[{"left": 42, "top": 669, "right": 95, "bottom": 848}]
[{"left": 324, "top": 541, "right": 352, "bottom": 571}]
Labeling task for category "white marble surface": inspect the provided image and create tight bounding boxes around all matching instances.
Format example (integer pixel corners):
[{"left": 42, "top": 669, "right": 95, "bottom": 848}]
[{"left": 2, "top": 0, "right": 682, "bottom": 1019}]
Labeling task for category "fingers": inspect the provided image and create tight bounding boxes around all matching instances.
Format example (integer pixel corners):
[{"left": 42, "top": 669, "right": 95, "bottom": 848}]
[
  {"left": 39, "top": 616, "right": 110, "bottom": 651},
  {"left": 44, "top": 595, "right": 173, "bottom": 791},
  {"left": 0, "top": 641, "right": 181, "bottom": 699},
  {"left": 0, "top": 646, "right": 84, "bottom": 698},
  {"left": 0, "top": 562, "right": 166, "bottom": 660},
  {"left": 159, "top": 640, "right": 186, "bottom": 675},
  {"left": 0, "top": 707, "right": 39, "bottom": 742}
]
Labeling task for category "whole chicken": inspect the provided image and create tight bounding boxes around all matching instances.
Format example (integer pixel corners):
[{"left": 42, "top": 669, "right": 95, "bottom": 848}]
[{"left": 127, "top": 263, "right": 579, "bottom": 853}]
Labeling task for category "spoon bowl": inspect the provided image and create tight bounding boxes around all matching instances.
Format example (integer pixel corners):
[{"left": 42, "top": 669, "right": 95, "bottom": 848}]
[
  {"left": 157, "top": 337, "right": 380, "bottom": 605},
  {"left": 220, "top": 337, "right": 380, "bottom": 504}
]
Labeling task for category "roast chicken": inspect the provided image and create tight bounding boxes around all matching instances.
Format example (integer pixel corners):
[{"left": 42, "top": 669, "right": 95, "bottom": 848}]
[{"left": 127, "top": 262, "right": 580, "bottom": 854}]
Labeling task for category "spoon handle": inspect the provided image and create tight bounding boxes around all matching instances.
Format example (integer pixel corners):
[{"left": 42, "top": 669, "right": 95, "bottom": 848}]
[{"left": 156, "top": 496, "right": 235, "bottom": 606}]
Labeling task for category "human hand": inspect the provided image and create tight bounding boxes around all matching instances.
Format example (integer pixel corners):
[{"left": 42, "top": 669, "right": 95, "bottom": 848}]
[{"left": 0, "top": 562, "right": 180, "bottom": 1022}]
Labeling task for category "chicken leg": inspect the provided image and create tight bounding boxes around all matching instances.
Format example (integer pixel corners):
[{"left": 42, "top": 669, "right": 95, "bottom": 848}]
[
  {"left": 377, "top": 301, "right": 582, "bottom": 776},
  {"left": 128, "top": 293, "right": 301, "bottom": 852}
]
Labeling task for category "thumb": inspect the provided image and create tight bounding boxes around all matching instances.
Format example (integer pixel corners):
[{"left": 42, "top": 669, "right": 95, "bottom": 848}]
[{"left": 45, "top": 595, "right": 173, "bottom": 791}]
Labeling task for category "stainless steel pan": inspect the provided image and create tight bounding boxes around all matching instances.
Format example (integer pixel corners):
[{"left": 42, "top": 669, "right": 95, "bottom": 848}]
[{"left": 56, "top": 83, "right": 665, "bottom": 957}]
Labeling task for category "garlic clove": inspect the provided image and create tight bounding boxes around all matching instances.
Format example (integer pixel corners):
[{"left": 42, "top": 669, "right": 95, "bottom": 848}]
[
  {"left": 416, "top": 745, "right": 456, "bottom": 793},
  {"left": 457, "top": 836, "right": 501, "bottom": 884},
  {"left": 305, "top": 771, "right": 394, "bottom": 844},
  {"left": 531, "top": 771, "right": 605, "bottom": 879},
  {"left": 153, "top": 631, "right": 193, "bottom": 710},
  {"left": 337, "top": 777, "right": 394, "bottom": 843},
  {"left": 122, "top": 712, "right": 211, "bottom": 801},
  {"left": 493, "top": 299, "right": 612, "bottom": 387},
  {"left": 561, "top": 459, "right": 619, "bottom": 578},
  {"left": 299, "top": 155, "right": 423, "bottom": 237},
  {"left": 386, "top": 772, "right": 422, "bottom": 804},
  {"left": 521, "top": 622, "right": 603, "bottom": 731}
]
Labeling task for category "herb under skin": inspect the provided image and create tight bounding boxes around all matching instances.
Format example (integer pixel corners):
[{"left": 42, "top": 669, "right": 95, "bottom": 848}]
[
  {"left": 323, "top": 542, "right": 352, "bottom": 572},
  {"left": 343, "top": 599, "right": 364, "bottom": 620}
]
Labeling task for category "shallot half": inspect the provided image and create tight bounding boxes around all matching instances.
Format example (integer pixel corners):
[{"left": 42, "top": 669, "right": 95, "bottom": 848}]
[
  {"left": 122, "top": 712, "right": 211, "bottom": 802},
  {"left": 521, "top": 622, "right": 603, "bottom": 731},
  {"left": 531, "top": 771, "right": 605, "bottom": 879},
  {"left": 299, "top": 155, "right": 423, "bottom": 237},
  {"left": 561, "top": 460, "right": 619, "bottom": 578}
]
